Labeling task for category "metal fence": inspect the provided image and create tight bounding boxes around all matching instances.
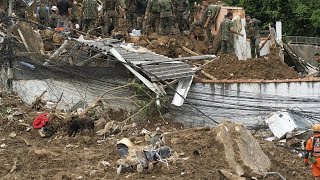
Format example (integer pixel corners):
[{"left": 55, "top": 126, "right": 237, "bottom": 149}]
[{"left": 286, "top": 36, "right": 320, "bottom": 46}]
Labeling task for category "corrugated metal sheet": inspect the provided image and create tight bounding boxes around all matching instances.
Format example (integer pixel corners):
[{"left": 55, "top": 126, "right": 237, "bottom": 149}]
[{"left": 75, "top": 38, "right": 195, "bottom": 82}]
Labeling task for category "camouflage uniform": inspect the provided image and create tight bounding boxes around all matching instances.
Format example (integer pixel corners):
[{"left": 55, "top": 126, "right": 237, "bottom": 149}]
[
  {"left": 49, "top": 12, "right": 58, "bottom": 28},
  {"left": 158, "top": 0, "right": 173, "bottom": 35},
  {"left": 190, "top": 6, "right": 208, "bottom": 32},
  {"left": 82, "top": 0, "right": 97, "bottom": 32},
  {"left": 103, "top": 0, "right": 119, "bottom": 36},
  {"left": 125, "top": 0, "right": 137, "bottom": 32},
  {"left": 245, "top": 18, "right": 261, "bottom": 58},
  {"left": 173, "top": 0, "right": 188, "bottom": 33},
  {"left": 220, "top": 17, "right": 234, "bottom": 54},
  {"left": 145, "top": 0, "right": 160, "bottom": 34},
  {"left": 35, "top": 5, "right": 50, "bottom": 28},
  {"left": 190, "top": 5, "right": 220, "bottom": 42},
  {"left": 136, "top": 0, "right": 147, "bottom": 30}
]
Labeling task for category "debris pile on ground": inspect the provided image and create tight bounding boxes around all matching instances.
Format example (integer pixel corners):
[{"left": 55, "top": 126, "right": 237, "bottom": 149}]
[
  {"left": 0, "top": 91, "right": 313, "bottom": 179},
  {"left": 216, "top": 121, "right": 271, "bottom": 177},
  {"left": 127, "top": 28, "right": 212, "bottom": 58},
  {"left": 201, "top": 54, "right": 300, "bottom": 80}
]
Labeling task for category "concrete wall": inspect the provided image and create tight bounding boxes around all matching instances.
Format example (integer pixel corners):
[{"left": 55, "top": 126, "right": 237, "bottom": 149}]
[
  {"left": 13, "top": 79, "right": 320, "bottom": 128},
  {"left": 289, "top": 44, "right": 320, "bottom": 67},
  {"left": 169, "top": 82, "right": 320, "bottom": 127},
  {"left": 13, "top": 79, "right": 137, "bottom": 112}
]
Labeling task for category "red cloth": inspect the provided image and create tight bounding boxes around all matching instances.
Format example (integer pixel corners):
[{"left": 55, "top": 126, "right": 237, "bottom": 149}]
[{"left": 33, "top": 113, "right": 49, "bottom": 129}]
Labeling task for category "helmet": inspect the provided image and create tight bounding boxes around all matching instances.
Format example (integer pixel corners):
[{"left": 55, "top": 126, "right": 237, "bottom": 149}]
[
  {"left": 116, "top": 138, "right": 133, "bottom": 148},
  {"left": 51, "top": 6, "right": 58, "bottom": 11},
  {"left": 312, "top": 124, "right": 320, "bottom": 132}
]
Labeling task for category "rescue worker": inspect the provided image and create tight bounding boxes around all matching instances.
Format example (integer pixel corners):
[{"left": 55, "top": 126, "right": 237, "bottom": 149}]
[
  {"left": 219, "top": 12, "right": 244, "bottom": 54},
  {"left": 158, "top": 0, "right": 174, "bottom": 35},
  {"left": 35, "top": 0, "right": 50, "bottom": 28},
  {"left": 136, "top": 0, "right": 147, "bottom": 30},
  {"left": 144, "top": 0, "right": 160, "bottom": 34},
  {"left": 81, "top": 0, "right": 98, "bottom": 33},
  {"left": 102, "top": 0, "right": 119, "bottom": 36},
  {"left": 304, "top": 124, "right": 320, "bottom": 180},
  {"left": 173, "top": 0, "right": 188, "bottom": 33},
  {"left": 56, "top": 0, "right": 72, "bottom": 28},
  {"left": 124, "top": 0, "right": 137, "bottom": 33},
  {"left": 245, "top": 14, "right": 261, "bottom": 58},
  {"left": 49, "top": 6, "right": 58, "bottom": 28},
  {"left": 190, "top": 0, "right": 216, "bottom": 42}
]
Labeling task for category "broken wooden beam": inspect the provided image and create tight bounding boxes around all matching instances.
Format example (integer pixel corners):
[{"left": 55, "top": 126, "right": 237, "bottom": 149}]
[
  {"left": 181, "top": 46, "right": 199, "bottom": 56},
  {"left": 50, "top": 40, "right": 69, "bottom": 60},
  {"left": 260, "top": 34, "right": 271, "bottom": 50}
]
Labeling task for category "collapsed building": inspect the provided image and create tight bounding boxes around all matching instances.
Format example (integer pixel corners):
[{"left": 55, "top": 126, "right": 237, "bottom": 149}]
[{"left": 0, "top": 4, "right": 319, "bottom": 129}]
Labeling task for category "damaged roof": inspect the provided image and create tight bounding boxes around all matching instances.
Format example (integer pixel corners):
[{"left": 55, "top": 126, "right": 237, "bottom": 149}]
[{"left": 75, "top": 38, "right": 195, "bottom": 82}]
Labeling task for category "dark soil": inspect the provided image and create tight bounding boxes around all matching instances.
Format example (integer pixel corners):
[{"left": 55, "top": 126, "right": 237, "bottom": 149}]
[{"left": 202, "top": 54, "right": 300, "bottom": 80}]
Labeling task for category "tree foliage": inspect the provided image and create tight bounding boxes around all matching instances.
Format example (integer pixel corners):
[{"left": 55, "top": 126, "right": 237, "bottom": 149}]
[{"left": 223, "top": 0, "right": 320, "bottom": 36}]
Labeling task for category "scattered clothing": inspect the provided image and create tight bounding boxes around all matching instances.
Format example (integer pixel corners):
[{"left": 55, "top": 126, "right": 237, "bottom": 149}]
[{"left": 33, "top": 113, "right": 49, "bottom": 129}]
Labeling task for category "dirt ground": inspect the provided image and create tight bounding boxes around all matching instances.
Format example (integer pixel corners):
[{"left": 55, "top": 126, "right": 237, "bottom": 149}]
[
  {"left": 0, "top": 92, "right": 313, "bottom": 180},
  {"left": 201, "top": 54, "right": 300, "bottom": 80}
]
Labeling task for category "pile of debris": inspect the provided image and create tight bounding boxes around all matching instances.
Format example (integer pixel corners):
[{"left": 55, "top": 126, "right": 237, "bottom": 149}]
[
  {"left": 0, "top": 91, "right": 313, "bottom": 179},
  {"left": 200, "top": 54, "right": 300, "bottom": 80},
  {"left": 127, "top": 28, "right": 212, "bottom": 58}
]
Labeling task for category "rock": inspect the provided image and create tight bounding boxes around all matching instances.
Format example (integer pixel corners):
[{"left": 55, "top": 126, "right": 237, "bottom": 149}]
[
  {"left": 0, "top": 143, "right": 6, "bottom": 148},
  {"left": 12, "top": 111, "right": 23, "bottom": 120},
  {"left": 157, "top": 36, "right": 169, "bottom": 46},
  {"left": 53, "top": 33, "right": 63, "bottom": 43},
  {"left": 219, "top": 169, "right": 246, "bottom": 180},
  {"left": 148, "top": 33, "right": 158, "bottom": 40},
  {"left": 95, "top": 118, "right": 107, "bottom": 131},
  {"left": 137, "top": 39, "right": 148, "bottom": 47},
  {"left": 216, "top": 121, "right": 271, "bottom": 177},
  {"left": 150, "top": 40, "right": 160, "bottom": 48},
  {"left": 128, "top": 36, "right": 140, "bottom": 43},
  {"left": 33, "top": 149, "right": 60, "bottom": 157},
  {"left": 170, "top": 138, "right": 179, "bottom": 144},
  {"left": 9, "top": 132, "right": 16, "bottom": 138},
  {"left": 38, "top": 129, "right": 46, "bottom": 137}
]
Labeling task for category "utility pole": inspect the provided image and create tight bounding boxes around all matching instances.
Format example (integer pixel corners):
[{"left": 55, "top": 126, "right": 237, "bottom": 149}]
[{"left": 6, "top": 0, "right": 13, "bottom": 90}]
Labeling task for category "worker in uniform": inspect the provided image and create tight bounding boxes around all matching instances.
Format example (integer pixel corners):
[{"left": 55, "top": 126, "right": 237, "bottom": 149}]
[
  {"left": 124, "top": 0, "right": 137, "bottom": 33},
  {"left": 219, "top": 12, "right": 243, "bottom": 54},
  {"left": 102, "top": 0, "right": 119, "bottom": 36},
  {"left": 144, "top": 0, "right": 160, "bottom": 34},
  {"left": 158, "top": 0, "right": 174, "bottom": 35},
  {"left": 173, "top": 0, "right": 188, "bottom": 33},
  {"left": 190, "top": 0, "right": 218, "bottom": 42},
  {"left": 81, "top": 0, "right": 98, "bottom": 33},
  {"left": 35, "top": 0, "right": 50, "bottom": 28},
  {"left": 49, "top": 6, "right": 58, "bottom": 28},
  {"left": 136, "top": 0, "right": 147, "bottom": 31},
  {"left": 245, "top": 14, "right": 261, "bottom": 58},
  {"left": 304, "top": 124, "right": 320, "bottom": 180}
]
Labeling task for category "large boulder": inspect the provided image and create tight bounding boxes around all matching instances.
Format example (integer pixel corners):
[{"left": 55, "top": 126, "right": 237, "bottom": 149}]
[{"left": 216, "top": 121, "right": 271, "bottom": 177}]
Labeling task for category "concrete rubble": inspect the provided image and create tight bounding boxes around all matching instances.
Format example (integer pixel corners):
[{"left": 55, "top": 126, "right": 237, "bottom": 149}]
[{"left": 216, "top": 121, "right": 271, "bottom": 177}]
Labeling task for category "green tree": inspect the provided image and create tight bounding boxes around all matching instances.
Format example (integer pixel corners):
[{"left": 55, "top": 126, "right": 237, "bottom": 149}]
[{"left": 224, "top": 0, "right": 320, "bottom": 36}]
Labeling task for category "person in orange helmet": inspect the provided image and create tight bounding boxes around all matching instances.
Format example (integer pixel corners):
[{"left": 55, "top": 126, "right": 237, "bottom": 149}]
[{"left": 304, "top": 124, "right": 320, "bottom": 180}]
